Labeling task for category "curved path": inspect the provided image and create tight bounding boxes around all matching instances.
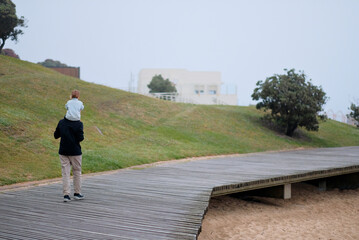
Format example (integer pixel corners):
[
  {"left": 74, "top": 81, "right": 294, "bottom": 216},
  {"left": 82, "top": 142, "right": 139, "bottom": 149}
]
[{"left": 1, "top": 147, "right": 359, "bottom": 239}]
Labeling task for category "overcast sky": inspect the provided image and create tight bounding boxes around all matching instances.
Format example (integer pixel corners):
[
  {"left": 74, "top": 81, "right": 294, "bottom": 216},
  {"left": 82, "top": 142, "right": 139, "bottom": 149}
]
[{"left": 6, "top": 0, "right": 359, "bottom": 115}]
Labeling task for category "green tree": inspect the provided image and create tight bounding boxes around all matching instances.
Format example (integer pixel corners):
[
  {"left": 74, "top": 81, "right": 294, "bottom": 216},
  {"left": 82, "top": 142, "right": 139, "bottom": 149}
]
[
  {"left": 251, "top": 69, "right": 327, "bottom": 137},
  {"left": 347, "top": 103, "right": 359, "bottom": 127},
  {"left": 37, "top": 59, "right": 68, "bottom": 67},
  {"left": 147, "top": 74, "right": 177, "bottom": 93},
  {"left": 0, "top": 0, "right": 26, "bottom": 52}
]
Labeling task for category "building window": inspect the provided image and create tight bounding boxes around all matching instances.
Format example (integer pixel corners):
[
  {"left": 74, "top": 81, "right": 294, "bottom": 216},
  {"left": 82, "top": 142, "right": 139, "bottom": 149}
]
[
  {"left": 208, "top": 85, "right": 218, "bottom": 95},
  {"left": 194, "top": 85, "right": 205, "bottom": 95}
]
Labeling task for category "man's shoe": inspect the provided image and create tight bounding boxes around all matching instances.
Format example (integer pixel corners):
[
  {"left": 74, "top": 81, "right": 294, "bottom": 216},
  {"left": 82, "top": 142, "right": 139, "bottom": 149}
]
[
  {"left": 73, "top": 193, "right": 84, "bottom": 200},
  {"left": 63, "top": 195, "right": 71, "bottom": 202}
]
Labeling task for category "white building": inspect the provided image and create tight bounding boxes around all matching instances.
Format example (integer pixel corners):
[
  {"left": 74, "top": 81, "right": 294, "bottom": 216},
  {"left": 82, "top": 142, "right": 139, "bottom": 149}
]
[{"left": 138, "top": 69, "right": 238, "bottom": 105}]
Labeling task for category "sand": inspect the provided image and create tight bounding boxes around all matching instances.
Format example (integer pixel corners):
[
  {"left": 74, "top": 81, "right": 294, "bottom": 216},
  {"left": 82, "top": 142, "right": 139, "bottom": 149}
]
[{"left": 199, "top": 183, "right": 359, "bottom": 240}]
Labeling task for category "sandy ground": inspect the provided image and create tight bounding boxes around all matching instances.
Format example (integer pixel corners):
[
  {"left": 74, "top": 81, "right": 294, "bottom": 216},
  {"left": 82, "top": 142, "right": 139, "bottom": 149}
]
[{"left": 199, "top": 183, "right": 359, "bottom": 240}]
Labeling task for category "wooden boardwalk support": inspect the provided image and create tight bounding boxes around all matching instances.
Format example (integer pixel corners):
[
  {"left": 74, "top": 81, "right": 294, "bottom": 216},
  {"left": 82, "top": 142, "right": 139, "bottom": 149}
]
[{"left": 0, "top": 146, "right": 359, "bottom": 239}]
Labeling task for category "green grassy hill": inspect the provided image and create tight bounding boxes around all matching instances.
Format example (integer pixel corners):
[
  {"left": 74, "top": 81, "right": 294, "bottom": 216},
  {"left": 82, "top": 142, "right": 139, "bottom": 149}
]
[{"left": 1, "top": 55, "right": 358, "bottom": 186}]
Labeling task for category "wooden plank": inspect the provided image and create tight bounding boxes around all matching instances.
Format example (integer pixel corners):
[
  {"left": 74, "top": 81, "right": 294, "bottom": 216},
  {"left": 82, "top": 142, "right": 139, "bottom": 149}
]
[{"left": 0, "top": 146, "right": 358, "bottom": 239}]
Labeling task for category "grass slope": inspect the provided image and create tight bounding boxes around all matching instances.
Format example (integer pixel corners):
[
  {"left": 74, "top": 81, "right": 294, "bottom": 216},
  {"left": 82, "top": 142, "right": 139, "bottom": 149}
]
[{"left": 1, "top": 56, "right": 358, "bottom": 186}]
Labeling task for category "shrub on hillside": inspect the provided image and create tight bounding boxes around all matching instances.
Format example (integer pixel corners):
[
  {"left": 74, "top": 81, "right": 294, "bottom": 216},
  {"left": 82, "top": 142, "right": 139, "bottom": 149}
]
[
  {"left": 347, "top": 103, "right": 359, "bottom": 127},
  {"left": 252, "top": 69, "right": 327, "bottom": 137},
  {"left": 2, "top": 48, "right": 19, "bottom": 58}
]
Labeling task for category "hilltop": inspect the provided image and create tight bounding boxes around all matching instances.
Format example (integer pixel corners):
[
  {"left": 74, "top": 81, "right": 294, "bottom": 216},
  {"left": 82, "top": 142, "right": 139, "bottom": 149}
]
[{"left": 0, "top": 55, "right": 358, "bottom": 186}]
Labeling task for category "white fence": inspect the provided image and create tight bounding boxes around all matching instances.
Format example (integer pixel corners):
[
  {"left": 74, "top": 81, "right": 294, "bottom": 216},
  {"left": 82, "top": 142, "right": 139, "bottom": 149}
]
[{"left": 143, "top": 92, "right": 233, "bottom": 105}]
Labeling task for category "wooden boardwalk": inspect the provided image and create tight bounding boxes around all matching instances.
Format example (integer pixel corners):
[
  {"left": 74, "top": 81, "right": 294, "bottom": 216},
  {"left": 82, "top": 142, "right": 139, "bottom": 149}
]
[{"left": 1, "top": 146, "right": 359, "bottom": 239}]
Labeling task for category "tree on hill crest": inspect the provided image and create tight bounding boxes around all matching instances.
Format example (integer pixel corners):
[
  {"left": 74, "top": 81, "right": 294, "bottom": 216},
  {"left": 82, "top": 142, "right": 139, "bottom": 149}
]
[
  {"left": 38, "top": 59, "right": 68, "bottom": 68},
  {"left": 147, "top": 74, "right": 177, "bottom": 93},
  {"left": 0, "top": 0, "right": 26, "bottom": 52}
]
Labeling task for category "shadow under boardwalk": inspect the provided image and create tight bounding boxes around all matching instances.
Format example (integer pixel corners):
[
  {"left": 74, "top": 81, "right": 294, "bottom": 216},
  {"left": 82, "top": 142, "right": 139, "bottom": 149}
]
[{"left": 1, "top": 146, "right": 359, "bottom": 239}]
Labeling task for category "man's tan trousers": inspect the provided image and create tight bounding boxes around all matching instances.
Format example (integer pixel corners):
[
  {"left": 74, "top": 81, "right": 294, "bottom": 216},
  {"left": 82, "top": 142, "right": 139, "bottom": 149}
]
[{"left": 59, "top": 155, "right": 82, "bottom": 196}]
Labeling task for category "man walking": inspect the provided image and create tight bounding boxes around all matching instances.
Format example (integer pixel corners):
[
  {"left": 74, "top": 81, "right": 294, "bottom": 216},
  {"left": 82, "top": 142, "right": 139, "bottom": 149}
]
[{"left": 54, "top": 113, "right": 85, "bottom": 202}]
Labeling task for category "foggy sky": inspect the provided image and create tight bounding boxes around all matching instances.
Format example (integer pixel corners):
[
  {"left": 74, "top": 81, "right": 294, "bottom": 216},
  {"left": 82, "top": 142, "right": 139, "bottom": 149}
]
[{"left": 6, "top": 0, "right": 359, "bottom": 115}]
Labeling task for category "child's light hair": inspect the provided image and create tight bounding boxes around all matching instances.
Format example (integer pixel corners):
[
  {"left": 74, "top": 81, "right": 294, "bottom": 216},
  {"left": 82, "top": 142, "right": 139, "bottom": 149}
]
[{"left": 71, "top": 90, "right": 80, "bottom": 99}]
